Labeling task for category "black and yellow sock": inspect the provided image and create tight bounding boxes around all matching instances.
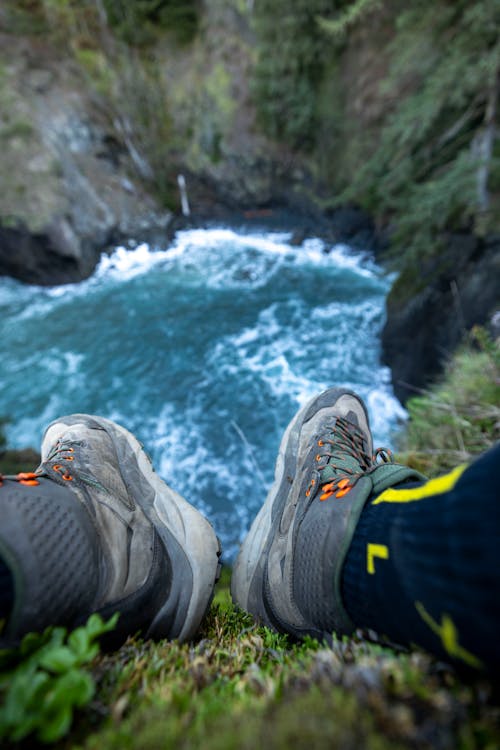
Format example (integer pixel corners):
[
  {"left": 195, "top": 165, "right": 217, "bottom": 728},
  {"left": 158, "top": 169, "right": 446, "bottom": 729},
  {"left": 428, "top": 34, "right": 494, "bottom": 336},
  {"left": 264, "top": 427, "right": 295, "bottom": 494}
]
[{"left": 341, "top": 444, "right": 500, "bottom": 672}]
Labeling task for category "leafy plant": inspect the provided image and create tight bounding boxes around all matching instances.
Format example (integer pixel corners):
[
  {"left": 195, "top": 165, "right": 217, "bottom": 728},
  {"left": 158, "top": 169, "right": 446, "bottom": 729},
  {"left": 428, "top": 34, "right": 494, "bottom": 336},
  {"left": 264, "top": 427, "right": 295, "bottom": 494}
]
[{"left": 0, "top": 613, "right": 118, "bottom": 744}]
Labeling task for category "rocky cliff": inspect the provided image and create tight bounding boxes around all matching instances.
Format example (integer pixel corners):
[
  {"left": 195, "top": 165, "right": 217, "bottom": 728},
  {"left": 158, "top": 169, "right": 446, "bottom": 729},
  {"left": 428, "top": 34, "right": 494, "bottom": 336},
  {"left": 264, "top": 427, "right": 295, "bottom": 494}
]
[
  {"left": 0, "top": 32, "right": 171, "bottom": 285},
  {"left": 0, "top": 1, "right": 498, "bottom": 402},
  {"left": 382, "top": 233, "right": 500, "bottom": 402}
]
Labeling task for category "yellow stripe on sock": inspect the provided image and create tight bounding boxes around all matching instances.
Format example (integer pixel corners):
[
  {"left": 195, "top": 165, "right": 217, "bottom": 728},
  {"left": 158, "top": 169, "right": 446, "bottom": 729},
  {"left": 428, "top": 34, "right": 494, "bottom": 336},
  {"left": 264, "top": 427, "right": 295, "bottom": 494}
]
[
  {"left": 366, "top": 543, "right": 389, "bottom": 574},
  {"left": 372, "top": 464, "right": 468, "bottom": 505},
  {"left": 415, "top": 601, "right": 482, "bottom": 669}
]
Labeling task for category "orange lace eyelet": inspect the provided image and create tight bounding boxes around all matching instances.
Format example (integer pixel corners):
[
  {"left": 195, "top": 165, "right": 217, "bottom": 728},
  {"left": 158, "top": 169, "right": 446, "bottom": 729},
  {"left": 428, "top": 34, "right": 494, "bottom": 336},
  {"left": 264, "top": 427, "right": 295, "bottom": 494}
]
[
  {"left": 65, "top": 456, "right": 74, "bottom": 461},
  {"left": 317, "top": 440, "right": 324, "bottom": 447},
  {"left": 315, "top": 454, "right": 321, "bottom": 462},
  {"left": 62, "top": 474, "right": 73, "bottom": 481},
  {"left": 53, "top": 464, "right": 63, "bottom": 472}
]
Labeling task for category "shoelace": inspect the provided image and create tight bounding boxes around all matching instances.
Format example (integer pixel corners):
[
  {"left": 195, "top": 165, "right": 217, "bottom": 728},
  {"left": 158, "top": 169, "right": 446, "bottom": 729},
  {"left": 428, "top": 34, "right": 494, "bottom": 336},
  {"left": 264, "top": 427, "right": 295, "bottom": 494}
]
[
  {"left": 45, "top": 440, "right": 75, "bottom": 482},
  {"left": 0, "top": 471, "right": 41, "bottom": 487},
  {"left": 305, "top": 417, "right": 394, "bottom": 502},
  {"left": 0, "top": 441, "right": 76, "bottom": 488}
]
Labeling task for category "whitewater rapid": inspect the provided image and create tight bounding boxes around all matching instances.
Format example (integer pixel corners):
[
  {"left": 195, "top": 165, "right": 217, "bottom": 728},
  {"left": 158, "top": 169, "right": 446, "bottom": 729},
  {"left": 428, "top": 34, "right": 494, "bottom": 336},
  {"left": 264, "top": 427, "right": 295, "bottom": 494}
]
[{"left": 0, "top": 227, "right": 405, "bottom": 558}]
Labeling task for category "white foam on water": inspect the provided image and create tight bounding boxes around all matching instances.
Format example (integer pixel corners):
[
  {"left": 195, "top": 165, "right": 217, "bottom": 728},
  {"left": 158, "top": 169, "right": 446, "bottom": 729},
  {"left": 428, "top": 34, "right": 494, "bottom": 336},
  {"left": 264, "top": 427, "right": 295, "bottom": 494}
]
[
  {"left": 88, "top": 228, "right": 381, "bottom": 291},
  {"left": 0, "top": 225, "right": 406, "bottom": 558},
  {"left": 94, "top": 242, "right": 173, "bottom": 281},
  {"left": 366, "top": 372, "right": 408, "bottom": 442},
  {"left": 7, "top": 393, "right": 64, "bottom": 448},
  {"left": 209, "top": 293, "right": 404, "bottom": 449},
  {"left": 171, "top": 227, "right": 294, "bottom": 257}
]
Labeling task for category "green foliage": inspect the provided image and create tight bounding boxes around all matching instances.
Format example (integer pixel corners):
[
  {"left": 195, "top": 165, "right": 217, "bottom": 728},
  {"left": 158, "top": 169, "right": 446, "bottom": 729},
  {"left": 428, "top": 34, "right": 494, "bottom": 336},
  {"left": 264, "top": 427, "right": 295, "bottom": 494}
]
[
  {"left": 316, "top": 0, "right": 382, "bottom": 42},
  {"left": 56, "top": 9, "right": 179, "bottom": 210},
  {"left": 2, "top": 0, "right": 49, "bottom": 35},
  {"left": 0, "top": 572, "right": 497, "bottom": 747},
  {"left": 74, "top": 48, "right": 116, "bottom": 97},
  {"left": 390, "top": 149, "right": 477, "bottom": 258},
  {"left": 4, "top": 0, "right": 199, "bottom": 47},
  {"left": 112, "top": 52, "right": 177, "bottom": 208},
  {"left": 398, "top": 327, "right": 500, "bottom": 475},
  {"left": 251, "top": 0, "right": 341, "bottom": 149},
  {"left": 0, "top": 613, "right": 118, "bottom": 744},
  {"left": 102, "top": 0, "right": 199, "bottom": 46},
  {"left": 70, "top": 596, "right": 500, "bottom": 750},
  {"left": 0, "top": 119, "right": 35, "bottom": 141},
  {"left": 332, "top": 0, "right": 500, "bottom": 262}
]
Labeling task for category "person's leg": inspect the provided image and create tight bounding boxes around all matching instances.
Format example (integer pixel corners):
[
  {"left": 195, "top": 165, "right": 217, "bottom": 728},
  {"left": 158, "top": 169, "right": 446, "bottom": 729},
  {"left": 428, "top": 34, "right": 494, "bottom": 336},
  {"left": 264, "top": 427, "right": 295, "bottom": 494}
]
[
  {"left": 232, "top": 388, "right": 499, "bottom": 674},
  {"left": 342, "top": 444, "right": 500, "bottom": 669},
  {"left": 0, "top": 414, "right": 221, "bottom": 646}
]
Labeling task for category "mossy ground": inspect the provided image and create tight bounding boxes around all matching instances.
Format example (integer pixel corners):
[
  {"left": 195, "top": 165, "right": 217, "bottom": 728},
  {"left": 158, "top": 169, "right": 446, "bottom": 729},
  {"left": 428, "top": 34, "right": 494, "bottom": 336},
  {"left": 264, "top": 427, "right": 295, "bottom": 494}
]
[
  {"left": 37, "top": 569, "right": 497, "bottom": 750},
  {"left": 397, "top": 327, "right": 499, "bottom": 476},
  {"left": 1, "top": 333, "right": 499, "bottom": 749}
]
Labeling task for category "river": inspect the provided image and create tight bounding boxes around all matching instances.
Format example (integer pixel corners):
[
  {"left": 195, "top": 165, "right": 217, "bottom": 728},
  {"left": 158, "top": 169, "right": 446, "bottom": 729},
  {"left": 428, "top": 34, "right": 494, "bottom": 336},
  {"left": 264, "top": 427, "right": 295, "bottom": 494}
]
[{"left": 0, "top": 227, "right": 405, "bottom": 558}]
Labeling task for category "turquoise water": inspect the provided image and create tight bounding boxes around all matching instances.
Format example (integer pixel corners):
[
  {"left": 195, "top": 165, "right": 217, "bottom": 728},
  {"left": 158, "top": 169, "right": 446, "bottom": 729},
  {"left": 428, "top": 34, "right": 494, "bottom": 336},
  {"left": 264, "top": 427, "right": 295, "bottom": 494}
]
[{"left": 0, "top": 227, "right": 405, "bottom": 558}]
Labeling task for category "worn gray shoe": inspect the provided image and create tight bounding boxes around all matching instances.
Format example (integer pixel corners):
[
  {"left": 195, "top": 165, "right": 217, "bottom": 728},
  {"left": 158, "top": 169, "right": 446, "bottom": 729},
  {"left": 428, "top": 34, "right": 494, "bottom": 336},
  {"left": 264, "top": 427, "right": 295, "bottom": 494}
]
[
  {"left": 231, "top": 388, "right": 425, "bottom": 641},
  {"left": 0, "top": 414, "right": 221, "bottom": 644}
]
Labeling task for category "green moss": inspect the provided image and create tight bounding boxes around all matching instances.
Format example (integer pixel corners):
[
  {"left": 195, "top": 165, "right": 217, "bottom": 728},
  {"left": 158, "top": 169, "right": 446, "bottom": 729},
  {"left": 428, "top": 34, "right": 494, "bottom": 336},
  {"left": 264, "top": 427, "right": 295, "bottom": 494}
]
[
  {"left": 0, "top": 469, "right": 497, "bottom": 749},
  {"left": 73, "top": 49, "right": 115, "bottom": 97},
  {"left": 0, "top": 119, "right": 35, "bottom": 141},
  {"left": 2, "top": 0, "right": 49, "bottom": 35},
  {"left": 67, "top": 602, "right": 500, "bottom": 750}
]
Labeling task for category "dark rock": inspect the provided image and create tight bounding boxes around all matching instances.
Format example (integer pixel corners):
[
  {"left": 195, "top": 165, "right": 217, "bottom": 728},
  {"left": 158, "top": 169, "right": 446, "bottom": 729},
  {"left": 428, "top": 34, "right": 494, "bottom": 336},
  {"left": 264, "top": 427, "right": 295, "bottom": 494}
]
[
  {"left": 0, "top": 212, "right": 172, "bottom": 286},
  {"left": 324, "top": 206, "right": 381, "bottom": 252},
  {"left": 382, "top": 232, "right": 500, "bottom": 403},
  {"left": 0, "top": 223, "right": 90, "bottom": 285},
  {"left": 0, "top": 33, "right": 173, "bottom": 286}
]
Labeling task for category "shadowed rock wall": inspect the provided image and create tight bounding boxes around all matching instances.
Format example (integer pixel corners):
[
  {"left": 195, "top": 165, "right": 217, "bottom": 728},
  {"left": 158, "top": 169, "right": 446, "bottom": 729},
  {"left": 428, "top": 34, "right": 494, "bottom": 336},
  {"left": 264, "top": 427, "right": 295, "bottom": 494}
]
[{"left": 382, "top": 234, "right": 500, "bottom": 402}]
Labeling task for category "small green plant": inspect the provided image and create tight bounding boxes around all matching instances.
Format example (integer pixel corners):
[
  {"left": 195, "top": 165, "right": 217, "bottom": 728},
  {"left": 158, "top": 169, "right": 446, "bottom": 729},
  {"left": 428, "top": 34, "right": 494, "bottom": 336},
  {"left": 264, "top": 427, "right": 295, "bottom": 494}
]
[
  {"left": 398, "top": 327, "right": 500, "bottom": 475},
  {"left": 0, "top": 613, "right": 118, "bottom": 744}
]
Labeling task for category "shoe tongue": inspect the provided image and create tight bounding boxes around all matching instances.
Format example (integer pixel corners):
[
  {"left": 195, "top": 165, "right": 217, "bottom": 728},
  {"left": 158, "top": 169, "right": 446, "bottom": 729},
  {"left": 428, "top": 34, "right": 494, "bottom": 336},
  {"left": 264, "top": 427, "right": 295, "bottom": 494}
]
[
  {"left": 319, "top": 453, "right": 363, "bottom": 484},
  {"left": 318, "top": 421, "right": 367, "bottom": 484}
]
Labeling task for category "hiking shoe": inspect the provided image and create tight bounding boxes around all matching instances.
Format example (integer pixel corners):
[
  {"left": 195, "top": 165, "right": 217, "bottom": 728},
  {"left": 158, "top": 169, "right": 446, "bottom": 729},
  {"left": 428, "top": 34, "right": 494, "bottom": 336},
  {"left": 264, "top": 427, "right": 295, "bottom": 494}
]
[
  {"left": 231, "top": 388, "right": 425, "bottom": 641},
  {"left": 0, "top": 414, "right": 221, "bottom": 644}
]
